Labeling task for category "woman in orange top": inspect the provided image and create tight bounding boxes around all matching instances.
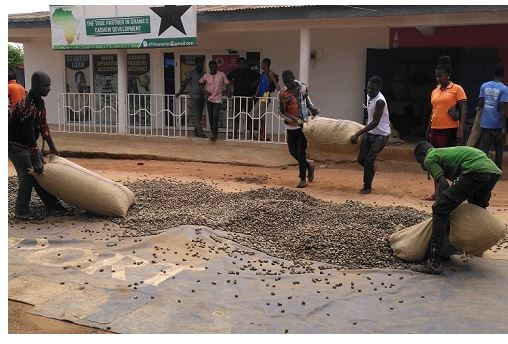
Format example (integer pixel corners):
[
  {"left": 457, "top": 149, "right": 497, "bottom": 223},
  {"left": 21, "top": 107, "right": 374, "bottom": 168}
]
[{"left": 425, "top": 55, "right": 468, "bottom": 200}]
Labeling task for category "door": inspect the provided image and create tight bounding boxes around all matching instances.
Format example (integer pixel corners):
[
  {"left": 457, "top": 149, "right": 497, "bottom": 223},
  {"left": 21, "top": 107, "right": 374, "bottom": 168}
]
[
  {"left": 365, "top": 49, "right": 392, "bottom": 125},
  {"left": 163, "top": 52, "right": 175, "bottom": 126},
  {"left": 458, "top": 48, "right": 499, "bottom": 120},
  {"left": 213, "top": 54, "right": 240, "bottom": 132},
  {"left": 179, "top": 54, "right": 206, "bottom": 130}
]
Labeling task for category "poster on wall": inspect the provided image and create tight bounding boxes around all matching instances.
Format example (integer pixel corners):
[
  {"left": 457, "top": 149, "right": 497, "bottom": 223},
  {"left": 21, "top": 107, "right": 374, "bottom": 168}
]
[
  {"left": 65, "top": 55, "right": 91, "bottom": 123},
  {"left": 212, "top": 55, "right": 239, "bottom": 129},
  {"left": 128, "top": 54, "right": 151, "bottom": 126},
  {"left": 50, "top": 5, "right": 197, "bottom": 49},
  {"left": 93, "top": 54, "right": 118, "bottom": 94},
  {"left": 65, "top": 55, "right": 91, "bottom": 93},
  {"left": 212, "top": 54, "right": 239, "bottom": 75},
  {"left": 128, "top": 54, "right": 150, "bottom": 94},
  {"left": 93, "top": 54, "right": 118, "bottom": 125}
]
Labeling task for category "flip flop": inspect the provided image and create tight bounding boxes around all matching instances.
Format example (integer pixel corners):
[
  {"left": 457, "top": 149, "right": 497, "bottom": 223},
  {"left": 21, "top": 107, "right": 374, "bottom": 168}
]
[{"left": 422, "top": 195, "right": 437, "bottom": 201}]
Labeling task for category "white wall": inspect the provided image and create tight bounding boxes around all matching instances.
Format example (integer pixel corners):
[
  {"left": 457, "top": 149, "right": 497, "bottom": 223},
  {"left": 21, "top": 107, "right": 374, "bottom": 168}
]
[
  {"left": 23, "top": 35, "right": 64, "bottom": 125},
  {"left": 310, "top": 27, "right": 389, "bottom": 121},
  {"left": 22, "top": 26, "right": 388, "bottom": 125},
  {"left": 194, "top": 27, "right": 388, "bottom": 122}
]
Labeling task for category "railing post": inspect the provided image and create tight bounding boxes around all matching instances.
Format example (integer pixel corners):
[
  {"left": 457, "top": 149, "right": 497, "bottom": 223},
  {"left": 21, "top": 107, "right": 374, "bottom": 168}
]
[
  {"left": 117, "top": 50, "right": 127, "bottom": 135},
  {"left": 57, "top": 93, "right": 61, "bottom": 132}
]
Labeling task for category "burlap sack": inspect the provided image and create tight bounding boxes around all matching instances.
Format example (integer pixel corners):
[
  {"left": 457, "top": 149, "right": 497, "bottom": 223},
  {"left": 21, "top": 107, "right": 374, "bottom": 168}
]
[
  {"left": 302, "top": 116, "right": 364, "bottom": 155},
  {"left": 389, "top": 203, "right": 507, "bottom": 261},
  {"left": 32, "top": 155, "right": 135, "bottom": 217}
]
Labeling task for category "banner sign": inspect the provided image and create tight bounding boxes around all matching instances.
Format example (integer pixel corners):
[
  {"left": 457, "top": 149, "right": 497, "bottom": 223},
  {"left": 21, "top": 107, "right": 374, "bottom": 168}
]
[
  {"left": 213, "top": 54, "right": 240, "bottom": 75},
  {"left": 86, "top": 16, "right": 151, "bottom": 36},
  {"left": 93, "top": 54, "right": 118, "bottom": 93},
  {"left": 127, "top": 54, "right": 151, "bottom": 94},
  {"left": 50, "top": 5, "right": 197, "bottom": 50},
  {"left": 65, "top": 55, "right": 91, "bottom": 93}
]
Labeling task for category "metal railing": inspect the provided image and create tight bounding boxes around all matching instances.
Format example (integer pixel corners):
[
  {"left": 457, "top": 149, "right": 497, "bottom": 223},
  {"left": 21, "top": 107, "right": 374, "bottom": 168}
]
[
  {"left": 226, "top": 96, "right": 287, "bottom": 143},
  {"left": 56, "top": 93, "right": 288, "bottom": 144},
  {"left": 126, "top": 94, "right": 189, "bottom": 137},
  {"left": 57, "top": 93, "right": 118, "bottom": 134}
]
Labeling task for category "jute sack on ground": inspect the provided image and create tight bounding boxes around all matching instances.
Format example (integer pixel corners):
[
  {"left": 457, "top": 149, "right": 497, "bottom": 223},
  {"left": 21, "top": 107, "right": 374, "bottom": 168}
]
[
  {"left": 32, "top": 155, "right": 136, "bottom": 217},
  {"left": 302, "top": 116, "right": 364, "bottom": 155},
  {"left": 389, "top": 203, "right": 507, "bottom": 262}
]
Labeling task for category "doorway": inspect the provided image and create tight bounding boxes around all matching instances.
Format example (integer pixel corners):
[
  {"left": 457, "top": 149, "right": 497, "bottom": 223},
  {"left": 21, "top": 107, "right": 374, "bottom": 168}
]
[
  {"left": 365, "top": 47, "right": 499, "bottom": 141},
  {"left": 164, "top": 52, "right": 175, "bottom": 126}
]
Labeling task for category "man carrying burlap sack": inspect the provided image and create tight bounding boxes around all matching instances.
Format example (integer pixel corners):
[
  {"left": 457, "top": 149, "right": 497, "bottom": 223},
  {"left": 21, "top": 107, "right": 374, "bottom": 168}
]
[
  {"left": 413, "top": 141, "right": 502, "bottom": 274},
  {"left": 8, "top": 71, "right": 67, "bottom": 219},
  {"left": 350, "top": 76, "right": 391, "bottom": 194},
  {"left": 279, "top": 70, "right": 319, "bottom": 188}
]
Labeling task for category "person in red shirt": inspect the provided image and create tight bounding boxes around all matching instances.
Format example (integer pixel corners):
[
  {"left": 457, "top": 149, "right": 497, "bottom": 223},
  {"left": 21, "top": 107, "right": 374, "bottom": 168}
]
[
  {"left": 8, "top": 69, "right": 26, "bottom": 112},
  {"left": 8, "top": 71, "right": 66, "bottom": 219},
  {"left": 199, "top": 60, "right": 231, "bottom": 141}
]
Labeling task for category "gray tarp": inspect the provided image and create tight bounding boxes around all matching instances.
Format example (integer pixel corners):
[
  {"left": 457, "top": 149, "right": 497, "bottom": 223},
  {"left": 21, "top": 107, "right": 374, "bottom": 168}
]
[{"left": 8, "top": 219, "right": 508, "bottom": 333}]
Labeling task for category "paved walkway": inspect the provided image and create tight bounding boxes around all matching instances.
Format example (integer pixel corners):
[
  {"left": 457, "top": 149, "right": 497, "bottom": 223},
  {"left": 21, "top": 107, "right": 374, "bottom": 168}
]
[{"left": 49, "top": 131, "right": 507, "bottom": 168}]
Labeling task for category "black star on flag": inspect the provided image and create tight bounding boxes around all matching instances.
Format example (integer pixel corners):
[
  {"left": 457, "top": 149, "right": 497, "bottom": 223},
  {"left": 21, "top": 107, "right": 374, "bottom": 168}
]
[{"left": 150, "top": 5, "right": 191, "bottom": 36}]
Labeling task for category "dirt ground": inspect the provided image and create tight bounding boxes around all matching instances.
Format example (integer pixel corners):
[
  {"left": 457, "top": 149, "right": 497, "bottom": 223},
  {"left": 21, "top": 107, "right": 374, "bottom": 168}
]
[
  {"left": 8, "top": 301, "right": 109, "bottom": 334},
  {"left": 7, "top": 157, "right": 508, "bottom": 333}
]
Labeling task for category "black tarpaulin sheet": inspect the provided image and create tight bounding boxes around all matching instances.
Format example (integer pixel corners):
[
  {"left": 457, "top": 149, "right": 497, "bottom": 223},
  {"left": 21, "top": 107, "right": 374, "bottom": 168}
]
[{"left": 8, "top": 220, "right": 508, "bottom": 333}]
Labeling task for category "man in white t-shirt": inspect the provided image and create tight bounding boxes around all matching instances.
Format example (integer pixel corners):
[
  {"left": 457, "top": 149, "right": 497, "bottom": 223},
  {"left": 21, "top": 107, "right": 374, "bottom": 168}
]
[{"left": 350, "top": 76, "right": 391, "bottom": 194}]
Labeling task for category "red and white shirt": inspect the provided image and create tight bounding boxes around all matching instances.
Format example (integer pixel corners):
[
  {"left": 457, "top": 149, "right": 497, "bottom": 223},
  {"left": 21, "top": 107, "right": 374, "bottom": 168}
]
[{"left": 199, "top": 71, "right": 230, "bottom": 103}]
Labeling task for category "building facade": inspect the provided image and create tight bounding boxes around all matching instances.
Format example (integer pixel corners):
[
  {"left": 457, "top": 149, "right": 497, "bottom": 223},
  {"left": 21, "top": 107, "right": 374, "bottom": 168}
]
[{"left": 8, "top": 5, "right": 508, "bottom": 140}]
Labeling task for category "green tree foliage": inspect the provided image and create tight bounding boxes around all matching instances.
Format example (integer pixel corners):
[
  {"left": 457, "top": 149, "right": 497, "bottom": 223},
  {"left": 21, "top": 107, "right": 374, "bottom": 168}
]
[{"left": 8, "top": 44, "right": 24, "bottom": 70}]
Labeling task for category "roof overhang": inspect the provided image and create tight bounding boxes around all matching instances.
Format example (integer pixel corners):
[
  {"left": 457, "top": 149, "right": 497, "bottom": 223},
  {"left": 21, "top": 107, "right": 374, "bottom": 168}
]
[{"left": 9, "top": 5, "right": 508, "bottom": 42}]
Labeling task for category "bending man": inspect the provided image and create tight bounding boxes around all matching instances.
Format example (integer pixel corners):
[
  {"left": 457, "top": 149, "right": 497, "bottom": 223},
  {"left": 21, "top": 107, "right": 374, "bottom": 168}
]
[
  {"left": 413, "top": 140, "right": 502, "bottom": 274},
  {"left": 8, "top": 71, "right": 65, "bottom": 219}
]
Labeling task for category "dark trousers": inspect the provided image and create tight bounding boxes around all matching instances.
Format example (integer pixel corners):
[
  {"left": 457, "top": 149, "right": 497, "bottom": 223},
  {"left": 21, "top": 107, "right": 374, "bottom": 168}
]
[
  {"left": 357, "top": 133, "right": 388, "bottom": 189},
  {"left": 430, "top": 172, "right": 499, "bottom": 259},
  {"left": 190, "top": 98, "right": 205, "bottom": 135},
  {"left": 478, "top": 128, "right": 504, "bottom": 170},
  {"left": 206, "top": 100, "right": 222, "bottom": 137},
  {"left": 287, "top": 128, "right": 309, "bottom": 180},
  {"left": 8, "top": 143, "right": 60, "bottom": 215}
]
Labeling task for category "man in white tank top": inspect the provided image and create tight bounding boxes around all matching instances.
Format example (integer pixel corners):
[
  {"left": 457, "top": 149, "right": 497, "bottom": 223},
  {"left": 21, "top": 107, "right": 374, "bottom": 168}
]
[{"left": 350, "top": 76, "right": 391, "bottom": 194}]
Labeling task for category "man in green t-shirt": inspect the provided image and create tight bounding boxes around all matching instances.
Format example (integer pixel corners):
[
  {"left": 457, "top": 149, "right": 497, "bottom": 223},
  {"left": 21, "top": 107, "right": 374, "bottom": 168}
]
[{"left": 413, "top": 140, "right": 502, "bottom": 274}]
